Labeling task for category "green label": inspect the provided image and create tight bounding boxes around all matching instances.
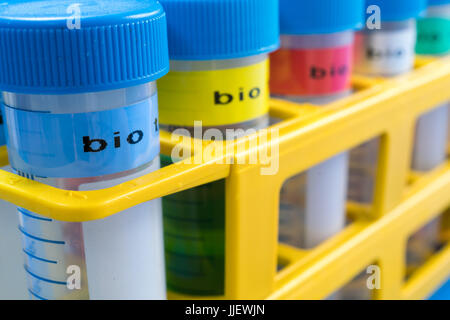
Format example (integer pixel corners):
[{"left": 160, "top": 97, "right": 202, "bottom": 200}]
[{"left": 416, "top": 17, "right": 450, "bottom": 55}]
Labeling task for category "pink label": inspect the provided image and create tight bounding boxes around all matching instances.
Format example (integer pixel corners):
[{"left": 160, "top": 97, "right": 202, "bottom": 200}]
[{"left": 270, "top": 45, "right": 353, "bottom": 96}]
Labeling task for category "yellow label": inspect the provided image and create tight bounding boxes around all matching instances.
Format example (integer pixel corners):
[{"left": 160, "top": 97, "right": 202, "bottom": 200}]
[{"left": 157, "top": 59, "right": 269, "bottom": 127}]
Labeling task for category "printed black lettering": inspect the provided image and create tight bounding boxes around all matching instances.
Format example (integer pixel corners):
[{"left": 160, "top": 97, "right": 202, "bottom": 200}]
[
  {"left": 338, "top": 65, "right": 348, "bottom": 75},
  {"left": 114, "top": 132, "right": 120, "bottom": 148},
  {"left": 249, "top": 87, "right": 261, "bottom": 99},
  {"left": 310, "top": 65, "right": 348, "bottom": 79},
  {"left": 310, "top": 66, "right": 326, "bottom": 79},
  {"left": 214, "top": 87, "right": 262, "bottom": 104},
  {"left": 418, "top": 32, "right": 440, "bottom": 43},
  {"left": 239, "top": 88, "right": 244, "bottom": 101},
  {"left": 127, "top": 130, "right": 144, "bottom": 145},
  {"left": 83, "top": 136, "right": 107, "bottom": 153},
  {"left": 214, "top": 91, "right": 233, "bottom": 105},
  {"left": 367, "top": 47, "right": 405, "bottom": 59}
]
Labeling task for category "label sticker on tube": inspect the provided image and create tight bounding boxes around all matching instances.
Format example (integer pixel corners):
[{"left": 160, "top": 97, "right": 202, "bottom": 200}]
[
  {"left": 416, "top": 17, "right": 450, "bottom": 55},
  {"left": 354, "top": 28, "right": 417, "bottom": 76},
  {"left": 157, "top": 59, "right": 269, "bottom": 127},
  {"left": 270, "top": 46, "right": 353, "bottom": 96},
  {"left": 2, "top": 96, "right": 160, "bottom": 178}
]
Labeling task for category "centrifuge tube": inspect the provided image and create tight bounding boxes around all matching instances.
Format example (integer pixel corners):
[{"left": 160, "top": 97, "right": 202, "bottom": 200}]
[
  {"left": 351, "top": 0, "right": 425, "bottom": 204},
  {"left": 413, "top": 0, "right": 450, "bottom": 171},
  {"left": 157, "top": 0, "right": 279, "bottom": 296},
  {"left": 0, "top": 86, "right": 28, "bottom": 298},
  {"left": 271, "top": 0, "right": 364, "bottom": 249},
  {"left": 0, "top": 0, "right": 169, "bottom": 300},
  {"left": 346, "top": 0, "right": 426, "bottom": 299},
  {"left": 406, "top": 0, "right": 450, "bottom": 279}
]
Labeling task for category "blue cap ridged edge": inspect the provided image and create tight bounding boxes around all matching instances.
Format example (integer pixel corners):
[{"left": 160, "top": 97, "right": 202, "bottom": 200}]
[
  {"left": 0, "top": 1, "right": 170, "bottom": 94},
  {"left": 160, "top": 0, "right": 279, "bottom": 61},
  {"left": 365, "top": 0, "right": 427, "bottom": 22},
  {"left": 279, "top": 0, "right": 365, "bottom": 35},
  {"left": 428, "top": 0, "right": 450, "bottom": 6}
]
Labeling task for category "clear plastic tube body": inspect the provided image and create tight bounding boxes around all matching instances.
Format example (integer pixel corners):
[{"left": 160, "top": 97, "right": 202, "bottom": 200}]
[
  {"left": 350, "top": 20, "right": 417, "bottom": 204},
  {"left": 271, "top": 31, "right": 353, "bottom": 249},
  {"left": 407, "top": 4, "right": 450, "bottom": 279},
  {"left": 160, "top": 54, "right": 269, "bottom": 296},
  {"left": 426, "top": 4, "right": 450, "bottom": 19},
  {"left": 412, "top": 105, "right": 448, "bottom": 171},
  {"left": 344, "top": 20, "right": 418, "bottom": 299},
  {"left": 2, "top": 83, "right": 166, "bottom": 300},
  {"left": 0, "top": 178, "right": 27, "bottom": 299},
  {"left": 0, "top": 95, "right": 28, "bottom": 299},
  {"left": 414, "top": 5, "right": 450, "bottom": 170}
]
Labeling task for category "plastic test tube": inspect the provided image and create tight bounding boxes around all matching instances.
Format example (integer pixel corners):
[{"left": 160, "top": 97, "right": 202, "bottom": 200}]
[
  {"left": 406, "top": 0, "right": 450, "bottom": 278},
  {"left": 350, "top": 0, "right": 425, "bottom": 204},
  {"left": 157, "top": 0, "right": 279, "bottom": 297},
  {"left": 345, "top": 0, "right": 426, "bottom": 298},
  {"left": 414, "top": 0, "right": 450, "bottom": 170},
  {"left": 0, "top": 0, "right": 169, "bottom": 300},
  {"left": 270, "top": 0, "right": 364, "bottom": 250}
]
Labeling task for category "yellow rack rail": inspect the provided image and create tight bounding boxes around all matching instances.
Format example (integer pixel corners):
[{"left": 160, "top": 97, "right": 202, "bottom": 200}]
[{"left": 0, "top": 56, "right": 449, "bottom": 300}]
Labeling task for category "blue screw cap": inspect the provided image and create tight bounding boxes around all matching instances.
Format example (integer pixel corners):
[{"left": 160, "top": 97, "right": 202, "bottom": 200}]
[
  {"left": 279, "top": 0, "right": 365, "bottom": 35},
  {"left": 427, "top": 0, "right": 450, "bottom": 6},
  {"left": 159, "top": 0, "right": 280, "bottom": 60},
  {"left": 365, "top": 0, "right": 427, "bottom": 22},
  {"left": 0, "top": 0, "right": 170, "bottom": 94}
]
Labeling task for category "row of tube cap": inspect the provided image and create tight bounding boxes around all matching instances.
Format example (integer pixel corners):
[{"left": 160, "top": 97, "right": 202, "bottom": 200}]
[{"left": 0, "top": 0, "right": 448, "bottom": 300}]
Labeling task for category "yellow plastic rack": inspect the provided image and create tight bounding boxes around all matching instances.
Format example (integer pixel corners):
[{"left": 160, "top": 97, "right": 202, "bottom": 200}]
[{"left": 0, "top": 56, "right": 449, "bottom": 300}]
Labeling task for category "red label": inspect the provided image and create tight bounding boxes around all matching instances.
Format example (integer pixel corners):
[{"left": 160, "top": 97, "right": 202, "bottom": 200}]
[{"left": 270, "top": 45, "right": 353, "bottom": 96}]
